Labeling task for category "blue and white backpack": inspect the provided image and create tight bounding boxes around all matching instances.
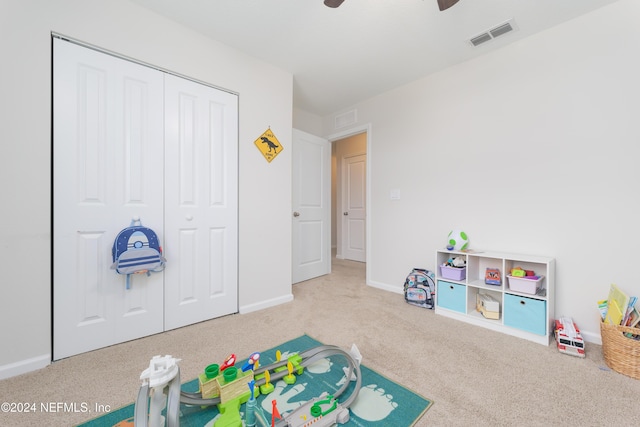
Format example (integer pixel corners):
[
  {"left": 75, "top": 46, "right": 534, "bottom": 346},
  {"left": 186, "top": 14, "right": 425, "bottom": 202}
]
[
  {"left": 111, "top": 218, "right": 166, "bottom": 289},
  {"left": 404, "top": 268, "right": 436, "bottom": 309}
]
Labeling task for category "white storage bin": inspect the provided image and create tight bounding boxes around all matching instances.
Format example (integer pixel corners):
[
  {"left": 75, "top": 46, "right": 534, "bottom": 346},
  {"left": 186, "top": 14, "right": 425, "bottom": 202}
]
[{"left": 507, "top": 275, "right": 544, "bottom": 295}]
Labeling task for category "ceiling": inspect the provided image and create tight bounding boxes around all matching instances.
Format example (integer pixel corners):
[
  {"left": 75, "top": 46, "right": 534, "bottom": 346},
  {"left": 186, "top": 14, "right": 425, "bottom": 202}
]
[{"left": 131, "top": 0, "right": 620, "bottom": 117}]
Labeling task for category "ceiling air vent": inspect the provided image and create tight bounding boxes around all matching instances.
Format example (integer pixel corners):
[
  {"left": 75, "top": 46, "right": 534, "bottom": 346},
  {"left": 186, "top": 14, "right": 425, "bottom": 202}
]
[
  {"left": 470, "top": 33, "right": 492, "bottom": 47},
  {"left": 490, "top": 22, "right": 514, "bottom": 38},
  {"left": 469, "top": 19, "right": 516, "bottom": 47}
]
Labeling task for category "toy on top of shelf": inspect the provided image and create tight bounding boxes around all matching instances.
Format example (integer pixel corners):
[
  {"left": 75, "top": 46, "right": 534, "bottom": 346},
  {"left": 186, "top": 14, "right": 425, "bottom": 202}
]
[{"left": 447, "top": 230, "right": 469, "bottom": 251}]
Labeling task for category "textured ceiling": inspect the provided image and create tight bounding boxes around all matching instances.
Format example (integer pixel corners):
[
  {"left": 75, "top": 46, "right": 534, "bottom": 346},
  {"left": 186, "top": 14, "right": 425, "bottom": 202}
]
[{"left": 131, "top": 0, "right": 621, "bottom": 116}]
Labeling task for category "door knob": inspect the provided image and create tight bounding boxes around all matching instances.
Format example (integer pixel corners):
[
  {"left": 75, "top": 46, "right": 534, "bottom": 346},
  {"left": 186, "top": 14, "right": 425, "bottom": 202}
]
[
  {"left": 293, "top": 212, "right": 300, "bottom": 217},
  {"left": 343, "top": 212, "right": 349, "bottom": 216}
]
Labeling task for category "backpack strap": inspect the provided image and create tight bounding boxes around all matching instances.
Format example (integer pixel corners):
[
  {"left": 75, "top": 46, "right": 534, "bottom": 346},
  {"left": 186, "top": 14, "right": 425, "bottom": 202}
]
[{"left": 149, "top": 257, "right": 167, "bottom": 273}]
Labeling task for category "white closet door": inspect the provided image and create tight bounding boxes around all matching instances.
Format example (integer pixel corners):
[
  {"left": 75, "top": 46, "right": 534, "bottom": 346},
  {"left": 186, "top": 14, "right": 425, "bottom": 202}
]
[
  {"left": 163, "top": 74, "right": 238, "bottom": 330},
  {"left": 53, "top": 39, "right": 164, "bottom": 360}
]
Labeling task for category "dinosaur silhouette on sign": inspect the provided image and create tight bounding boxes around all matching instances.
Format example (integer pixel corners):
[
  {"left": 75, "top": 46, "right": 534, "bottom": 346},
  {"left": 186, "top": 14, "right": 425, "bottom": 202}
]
[{"left": 260, "top": 136, "right": 279, "bottom": 153}]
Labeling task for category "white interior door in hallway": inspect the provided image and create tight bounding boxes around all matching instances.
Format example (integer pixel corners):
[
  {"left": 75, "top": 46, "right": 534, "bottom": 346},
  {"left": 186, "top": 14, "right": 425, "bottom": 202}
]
[
  {"left": 292, "top": 129, "right": 331, "bottom": 284},
  {"left": 53, "top": 39, "right": 238, "bottom": 360},
  {"left": 342, "top": 153, "right": 366, "bottom": 262}
]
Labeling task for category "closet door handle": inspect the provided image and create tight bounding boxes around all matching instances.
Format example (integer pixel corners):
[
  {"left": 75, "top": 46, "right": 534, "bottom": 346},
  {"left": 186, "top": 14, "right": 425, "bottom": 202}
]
[{"left": 293, "top": 212, "right": 300, "bottom": 217}]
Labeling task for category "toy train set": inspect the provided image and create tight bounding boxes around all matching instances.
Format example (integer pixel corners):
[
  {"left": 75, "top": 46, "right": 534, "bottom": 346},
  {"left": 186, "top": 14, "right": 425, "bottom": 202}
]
[{"left": 134, "top": 344, "right": 362, "bottom": 427}]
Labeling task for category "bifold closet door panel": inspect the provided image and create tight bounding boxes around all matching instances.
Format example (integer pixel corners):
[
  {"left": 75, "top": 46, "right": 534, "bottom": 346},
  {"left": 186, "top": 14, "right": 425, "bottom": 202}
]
[
  {"left": 53, "top": 38, "right": 164, "bottom": 360},
  {"left": 163, "top": 74, "right": 239, "bottom": 331}
]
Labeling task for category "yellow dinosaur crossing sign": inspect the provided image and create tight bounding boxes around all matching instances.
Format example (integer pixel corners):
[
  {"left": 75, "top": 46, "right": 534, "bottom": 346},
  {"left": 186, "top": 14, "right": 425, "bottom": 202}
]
[{"left": 254, "top": 128, "right": 283, "bottom": 163}]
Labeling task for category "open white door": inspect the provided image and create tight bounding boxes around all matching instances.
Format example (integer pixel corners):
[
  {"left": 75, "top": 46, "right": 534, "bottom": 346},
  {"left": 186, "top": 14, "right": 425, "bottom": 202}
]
[
  {"left": 292, "top": 129, "right": 331, "bottom": 283},
  {"left": 342, "top": 154, "right": 366, "bottom": 262},
  {"left": 163, "top": 75, "right": 238, "bottom": 330},
  {"left": 53, "top": 39, "right": 164, "bottom": 360}
]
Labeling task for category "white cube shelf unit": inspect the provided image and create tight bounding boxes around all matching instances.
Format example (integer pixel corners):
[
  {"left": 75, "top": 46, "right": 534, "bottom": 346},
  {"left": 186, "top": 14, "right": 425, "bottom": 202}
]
[{"left": 435, "top": 250, "right": 555, "bottom": 345}]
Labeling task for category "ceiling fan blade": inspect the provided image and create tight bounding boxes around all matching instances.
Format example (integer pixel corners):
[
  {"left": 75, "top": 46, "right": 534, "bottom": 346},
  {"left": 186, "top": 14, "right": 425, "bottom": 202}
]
[
  {"left": 437, "top": 0, "right": 460, "bottom": 11},
  {"left": 324, "top": 0, "right": 345, "bottom": 8}
]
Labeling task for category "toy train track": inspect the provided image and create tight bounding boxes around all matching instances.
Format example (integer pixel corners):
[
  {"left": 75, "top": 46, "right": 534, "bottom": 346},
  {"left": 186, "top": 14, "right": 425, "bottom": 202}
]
[
  {"left": 277, "top": 392, "right": 349, "bottom": 427},
  {"left": 134, "top": 345, "right": 362, "bottom": 427}
]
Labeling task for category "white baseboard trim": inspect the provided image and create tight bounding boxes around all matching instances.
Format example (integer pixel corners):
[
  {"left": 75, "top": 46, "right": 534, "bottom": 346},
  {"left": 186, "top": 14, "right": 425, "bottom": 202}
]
[
  {"left": 0, "top": 354, "right": 50, "bottom": 380},
  {"left": 239, "top": 293, "right": 294, "bottom": 314},
  {"left": 367, "top": 280, "right": 403, "bottom": 295},
  {"left": 367, "top": 280, "right": 605, "bottom": 346},
  {"left": 581, "top": 330, "right": 602, "bottom": 345}
]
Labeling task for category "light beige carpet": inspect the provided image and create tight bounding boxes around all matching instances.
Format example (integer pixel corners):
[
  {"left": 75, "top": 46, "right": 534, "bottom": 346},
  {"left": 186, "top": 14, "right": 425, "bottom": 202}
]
[{"left": 1, "top": 256, "right": 640, "bottom": 426}]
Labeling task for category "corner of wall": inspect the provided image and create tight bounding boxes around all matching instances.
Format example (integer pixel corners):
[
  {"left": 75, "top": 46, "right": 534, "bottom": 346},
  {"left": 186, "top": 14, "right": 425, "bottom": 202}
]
[
  {"left": 239, "top": 293, "right": 294, "bottom": 314},
  {"left": 366, "top": 280, "right": 403, "bottom": 295}
]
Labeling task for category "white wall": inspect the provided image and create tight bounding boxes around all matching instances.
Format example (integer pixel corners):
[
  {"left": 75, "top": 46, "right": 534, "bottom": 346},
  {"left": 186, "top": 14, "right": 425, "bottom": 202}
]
[
  {"left": 323, "top": 0, "right": 640, "bottom": 343},
  {"left": 0, "top": 0, "right": 293, "bottom": 377},
  {"left": 293, "top": 107, "right": 323, "bottom": 136}
]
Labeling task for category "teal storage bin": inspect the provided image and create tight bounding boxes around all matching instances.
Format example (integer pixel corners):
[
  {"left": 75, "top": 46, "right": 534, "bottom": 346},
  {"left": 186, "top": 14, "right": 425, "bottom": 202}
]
[
  {"left": 503, "top": 293, "right": 547, "bottom": 335},
  {"left": 436, "top": 281, "right": 466, "bottom": 313}
]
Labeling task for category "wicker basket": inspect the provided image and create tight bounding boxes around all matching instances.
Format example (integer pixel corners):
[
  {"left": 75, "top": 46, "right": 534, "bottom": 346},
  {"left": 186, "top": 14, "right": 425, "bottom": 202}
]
[{"left": 600, "top": 320, "right": 640, "bottom": 380}]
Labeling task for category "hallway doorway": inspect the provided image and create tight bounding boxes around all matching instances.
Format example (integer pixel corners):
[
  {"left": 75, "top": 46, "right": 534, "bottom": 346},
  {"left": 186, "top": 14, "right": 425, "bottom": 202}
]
[{"left": 332, "top": 131, "right": 367, "bottom": 263}]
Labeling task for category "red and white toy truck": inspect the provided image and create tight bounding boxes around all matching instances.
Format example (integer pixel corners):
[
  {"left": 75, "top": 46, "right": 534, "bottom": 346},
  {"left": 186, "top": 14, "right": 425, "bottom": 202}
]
[{"left": 554, "top": 317, "right": 585, "bottom": 358}]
